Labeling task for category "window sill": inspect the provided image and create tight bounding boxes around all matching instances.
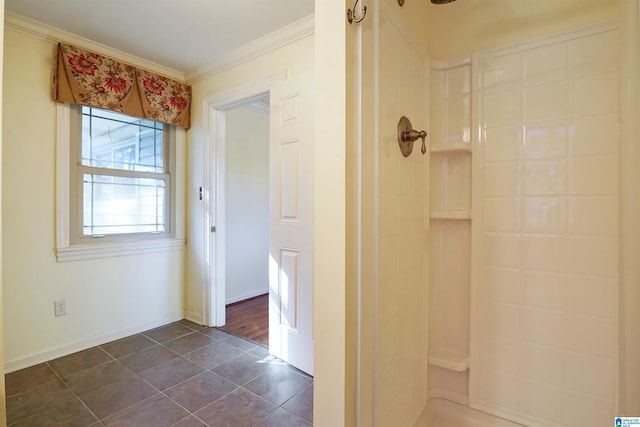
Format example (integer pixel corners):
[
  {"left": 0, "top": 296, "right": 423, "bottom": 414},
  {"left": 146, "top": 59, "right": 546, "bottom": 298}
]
[{"left": 56, "top": 238, "right": 185, "bottom": 262}]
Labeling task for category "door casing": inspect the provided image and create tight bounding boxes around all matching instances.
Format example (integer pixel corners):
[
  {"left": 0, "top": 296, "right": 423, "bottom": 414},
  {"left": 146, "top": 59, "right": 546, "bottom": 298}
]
[{"left": 202, "top": 70, "right": 286, "bottom": 327}]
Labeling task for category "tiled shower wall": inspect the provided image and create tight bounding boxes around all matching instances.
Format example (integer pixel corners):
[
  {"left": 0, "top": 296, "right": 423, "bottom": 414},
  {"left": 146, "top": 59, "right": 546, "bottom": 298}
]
[
  {"left": 471, "top": 27, "right": 618, "bottom": 426},
  {"left": 427, "top": 63, "right": 472, "bottom": 403},
  {"left": 374, "top": 9, "right": 428, "bottom": 427}
]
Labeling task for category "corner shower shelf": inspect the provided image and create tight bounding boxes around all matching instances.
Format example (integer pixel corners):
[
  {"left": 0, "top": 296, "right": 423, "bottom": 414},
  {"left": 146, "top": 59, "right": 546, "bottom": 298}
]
[
  {"left": 430, "top": 210, "right": 471, "bottom": 220},
  {"left": 428, "top": 350, "right": 469, "bottom": 372},
  {"left": 430, "top": 142, "right": 472, "bottom": 154}
]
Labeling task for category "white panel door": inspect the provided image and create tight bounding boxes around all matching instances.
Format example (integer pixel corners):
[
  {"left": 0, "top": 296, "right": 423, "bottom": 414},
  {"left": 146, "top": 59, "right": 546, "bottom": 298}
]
[{"left": 269, "top": 70, "right": 314, "bottom": 375}]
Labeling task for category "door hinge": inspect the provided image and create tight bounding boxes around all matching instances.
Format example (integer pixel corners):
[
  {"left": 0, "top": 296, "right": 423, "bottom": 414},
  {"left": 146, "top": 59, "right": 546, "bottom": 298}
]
[{"left": 211, "top": 226, "right": 216, "bottom": 233}]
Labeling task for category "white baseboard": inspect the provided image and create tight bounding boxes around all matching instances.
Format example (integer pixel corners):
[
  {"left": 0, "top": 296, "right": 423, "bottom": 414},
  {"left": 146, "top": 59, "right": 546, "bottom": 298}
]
[
  {"left": 5, "top": 310, "right": 184, "bottom": 373},
  {"left": 225, "top": 289, "right": 268, "bottom": 305},
  {"left": 184, "top": 310, "right": 204, "bottom": 325}
]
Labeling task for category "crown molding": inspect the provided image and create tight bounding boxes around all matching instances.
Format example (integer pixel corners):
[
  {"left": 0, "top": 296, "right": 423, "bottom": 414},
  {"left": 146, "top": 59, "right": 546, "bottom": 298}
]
[
  {"left": 186, "top": 14, "right": 314, "bottom": 84},
  {"left": 5, "top": 11, "right": 315, "bottom": 86},
  {"left": 4, "top": 12, "right": 185, "bottom": 81}
]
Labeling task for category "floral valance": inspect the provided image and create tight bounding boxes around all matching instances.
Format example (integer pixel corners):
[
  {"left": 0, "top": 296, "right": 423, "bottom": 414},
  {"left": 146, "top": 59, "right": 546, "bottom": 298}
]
[{"left": 52, "top": 43, "right": 191, "bottom": 129}]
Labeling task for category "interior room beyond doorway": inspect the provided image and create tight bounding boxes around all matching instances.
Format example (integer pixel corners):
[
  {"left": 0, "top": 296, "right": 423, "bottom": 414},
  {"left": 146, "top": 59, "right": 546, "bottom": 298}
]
[{"left": 221, "top": 97, "right": 270, "bottom": 346}]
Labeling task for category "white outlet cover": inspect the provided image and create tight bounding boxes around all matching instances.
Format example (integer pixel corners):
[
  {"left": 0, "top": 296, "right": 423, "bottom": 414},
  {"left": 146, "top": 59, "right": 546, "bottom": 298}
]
[{"left": 54, "top": 300, "right": 67, "bottom": 316}]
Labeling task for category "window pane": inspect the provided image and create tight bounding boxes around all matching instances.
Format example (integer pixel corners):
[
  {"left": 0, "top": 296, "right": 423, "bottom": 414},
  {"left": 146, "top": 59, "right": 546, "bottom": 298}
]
[
  {"left": 81, "top": 106, "right": 164, "bottom": 173},
  {"left": 83, "top": 173, "right": 166, "bottom": 235}
]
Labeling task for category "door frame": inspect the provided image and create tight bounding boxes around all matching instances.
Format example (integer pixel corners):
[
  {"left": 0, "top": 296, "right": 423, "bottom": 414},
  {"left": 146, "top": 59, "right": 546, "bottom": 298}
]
[{"left": 202, "top": 70, "right": 286, "bottom": 327}]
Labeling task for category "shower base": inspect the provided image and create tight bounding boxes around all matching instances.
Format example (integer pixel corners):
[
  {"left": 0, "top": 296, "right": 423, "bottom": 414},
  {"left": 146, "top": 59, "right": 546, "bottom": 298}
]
[{"left": 414, "top": 398, "right": 525, "bottom": 427}]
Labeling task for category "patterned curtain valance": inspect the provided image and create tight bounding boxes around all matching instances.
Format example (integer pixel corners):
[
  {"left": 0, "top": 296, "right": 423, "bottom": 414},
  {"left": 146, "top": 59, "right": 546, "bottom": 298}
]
[{"left": 52, "top": 43, "right": 191, "bottom": 129}]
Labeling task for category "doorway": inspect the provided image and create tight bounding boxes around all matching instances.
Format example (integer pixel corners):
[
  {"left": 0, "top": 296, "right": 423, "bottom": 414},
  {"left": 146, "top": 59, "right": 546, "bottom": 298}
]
[
  {"left": 218, "top": 98, "right": 270, "bottom": 346},
  {"left": 203, "top": 70, "right": 315, "bottom": 375}
]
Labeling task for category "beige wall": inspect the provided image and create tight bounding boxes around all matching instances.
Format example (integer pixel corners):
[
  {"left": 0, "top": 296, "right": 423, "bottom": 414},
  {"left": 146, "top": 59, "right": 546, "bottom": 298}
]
[
  {"left": 224, "top": 106, "right": 269, "bottom": 303},
  {"left": 2, "top": 29, "right": 185, "bottom": 371},
  {"left": 185, "top": 10, "right": 350, "bottom": 424},
  {"left": 427, "top": 0, "right": 617, "bottom": 60},
  {"left": 315, "top": 1, "right": 347, "bottom": 425},
  {"left": 184, "top": 34, "right": 314, "bottom": 324}
]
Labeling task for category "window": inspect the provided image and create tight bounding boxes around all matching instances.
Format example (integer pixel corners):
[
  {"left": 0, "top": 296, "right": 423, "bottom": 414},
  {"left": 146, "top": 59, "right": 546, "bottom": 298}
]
[
  {"left": 56, "top": 103, "right": 185, "bottom": 262},
  {"left": 73, "top": 106, "right": 170, "bottom": 240}
]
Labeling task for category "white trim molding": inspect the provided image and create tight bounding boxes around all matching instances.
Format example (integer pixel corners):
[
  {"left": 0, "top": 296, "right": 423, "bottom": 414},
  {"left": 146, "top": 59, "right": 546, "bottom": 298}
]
[
  {"left": 4, "top": 12, "right": 184, "bottom": 81},
  {"left": 55, "top": 103, "right": 186, "bottom": 262},
  {"left": 56, "top": 103, "right": 71, "bottom": 249},
  {"left": 184, "top": 310, "right": 204, "bottom": 326},
  {"left": 5, "top": 11, "right": 314, "bottom": 86},
  {"left": 201, "top": 71, "right": 286, "bottom": 327},
  {"left": 226, "top": 290, "right": 268, "bottom": 306},
  {"left": 4, "top": 310, "right": 184, "bottom": 373},
  {"left": 56, "top": 239, "right": 185, "bottom": 263}
]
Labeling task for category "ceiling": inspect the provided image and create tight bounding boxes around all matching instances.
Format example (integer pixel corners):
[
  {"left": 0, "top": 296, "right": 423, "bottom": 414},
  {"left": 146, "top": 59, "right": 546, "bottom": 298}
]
[{"left": 4, "top": 0, "right": 314, "bottom": 76}]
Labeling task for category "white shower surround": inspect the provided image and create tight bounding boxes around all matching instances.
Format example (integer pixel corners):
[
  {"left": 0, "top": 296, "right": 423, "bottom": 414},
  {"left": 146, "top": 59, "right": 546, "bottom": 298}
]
[
  {"left": 374, "top": 6, "right": 429, "bottom": 426},
  {"left": 353, "top": 2, "right": 429, "bottom": 425},
  {"left": 354, "top": 1, "right": 637, "bottom": 426},
  {"left": 617, "top": 0, "right": 640, "bottom": 416},
  {"left": 470, "top": 23, "right": 619, "bottom": 427},
  {"left": 427, "top": 22, "right": 621, "bottom": 426}
]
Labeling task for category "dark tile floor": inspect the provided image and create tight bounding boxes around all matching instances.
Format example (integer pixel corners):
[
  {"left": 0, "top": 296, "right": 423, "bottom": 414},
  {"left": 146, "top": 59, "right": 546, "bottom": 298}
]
[{"left": 5, "top": 320, "right": 313, "bottom": 426}]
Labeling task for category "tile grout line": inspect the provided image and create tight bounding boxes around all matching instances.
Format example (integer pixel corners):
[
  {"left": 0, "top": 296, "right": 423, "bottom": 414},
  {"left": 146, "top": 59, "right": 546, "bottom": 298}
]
[
  {"left": 44, "top": 359, "right": 106, "bottom": 425},
  {"left": 96, "top": 327, "right": 264, "bottom": 425},
  {"left": 98, "top": 344, "right": 210, "bottom": 424},
  {"left": 6, "top": 321, "right": 313, "bottom": 426}
]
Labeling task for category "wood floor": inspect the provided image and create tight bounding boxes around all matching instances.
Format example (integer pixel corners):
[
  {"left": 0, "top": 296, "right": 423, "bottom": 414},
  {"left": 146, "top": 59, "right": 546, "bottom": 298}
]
[{"left": 219, "top": 294, "right": 269, "bottom": 346}]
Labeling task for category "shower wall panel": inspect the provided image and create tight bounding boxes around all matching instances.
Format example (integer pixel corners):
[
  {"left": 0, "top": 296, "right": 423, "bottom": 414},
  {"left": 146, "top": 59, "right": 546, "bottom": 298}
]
[
  {"left": 374, "top": 9, "right": 428, "bottom": 427},
  {"left": 427, "top": 62, "right": 472, "bottom": 404},
  {"left": 470, "top": 26, "right": 618, "bottom": 427}
]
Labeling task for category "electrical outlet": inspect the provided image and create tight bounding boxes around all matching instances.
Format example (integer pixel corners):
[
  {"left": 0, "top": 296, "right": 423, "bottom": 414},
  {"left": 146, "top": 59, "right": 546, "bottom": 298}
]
[{"left": 54, "top": 299, "right": 67, "bottom": 317}]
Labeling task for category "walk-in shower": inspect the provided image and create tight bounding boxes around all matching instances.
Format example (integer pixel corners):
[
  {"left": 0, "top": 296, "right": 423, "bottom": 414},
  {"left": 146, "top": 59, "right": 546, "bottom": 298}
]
[{"left": 356, "top": 0, "right": 623, "bottom": 425}]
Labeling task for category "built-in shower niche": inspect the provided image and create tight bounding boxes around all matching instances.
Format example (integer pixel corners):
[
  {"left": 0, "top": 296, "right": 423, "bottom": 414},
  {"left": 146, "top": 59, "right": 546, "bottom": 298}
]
[
  {"left": 427, "top": 61, "right": 472, "bottom": 405},
  {"left": 428, "top": 214, "right": 471, "bottom": 403},
  {"left": 429, "top": 150, "right": 471, "bottom": 219}
]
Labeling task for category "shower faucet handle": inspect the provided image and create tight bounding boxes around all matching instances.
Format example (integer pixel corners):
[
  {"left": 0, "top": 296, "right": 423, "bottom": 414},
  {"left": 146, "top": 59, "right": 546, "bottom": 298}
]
[
  {"left": 397, "top": 116, "right": 428, "bottom": 157},
  {"left": 403, "top": 129, "right": 427, "bottom": 154}
]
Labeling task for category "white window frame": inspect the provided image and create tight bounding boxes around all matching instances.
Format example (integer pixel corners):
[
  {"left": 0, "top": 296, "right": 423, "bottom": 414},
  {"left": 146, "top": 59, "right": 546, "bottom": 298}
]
[
  {"left": 56, "top": 103, "right": 185, "bottom": 262},
  {"left": 71, "top": 106, "right": 172, "bottom": 243}
]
